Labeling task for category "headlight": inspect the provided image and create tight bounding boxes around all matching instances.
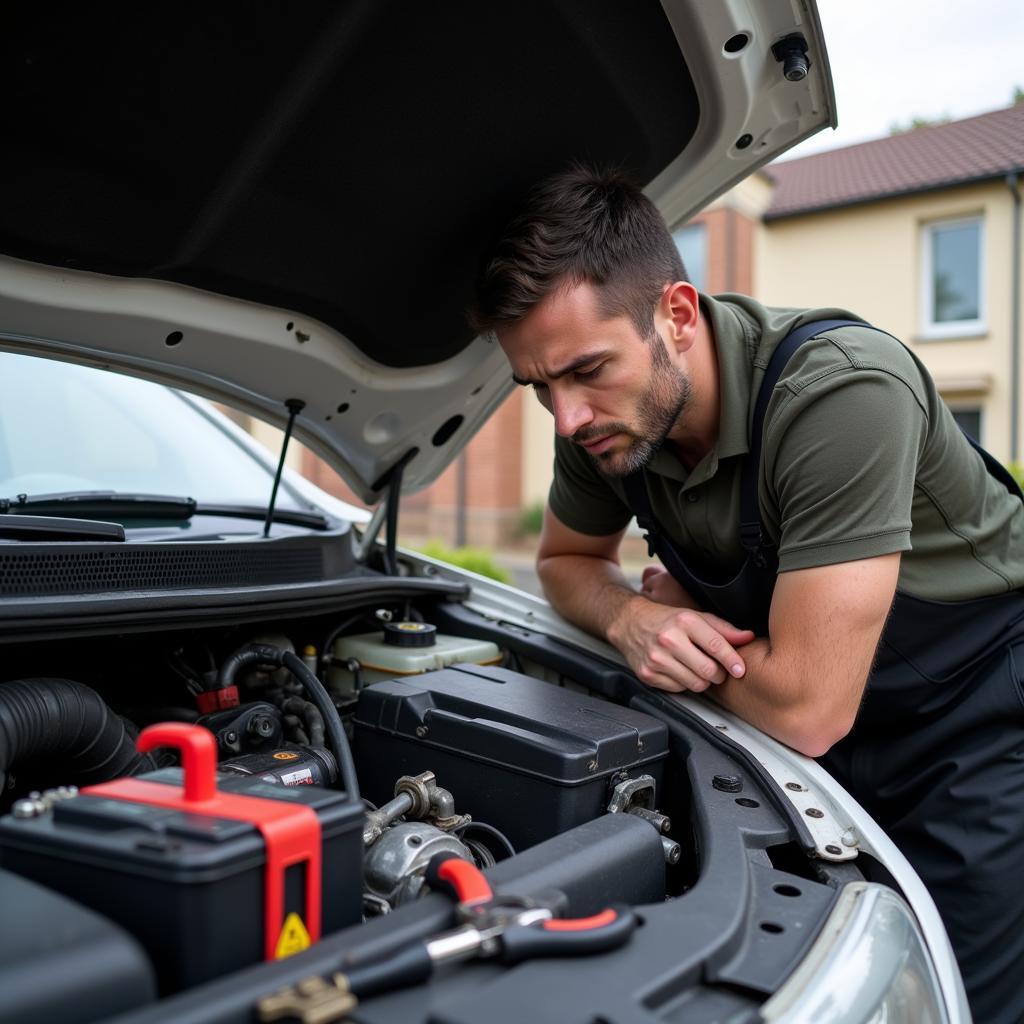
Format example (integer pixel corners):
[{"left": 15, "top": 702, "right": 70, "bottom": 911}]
[{"left": 761, "top": 882, "right": 950, "bottom": 1024}]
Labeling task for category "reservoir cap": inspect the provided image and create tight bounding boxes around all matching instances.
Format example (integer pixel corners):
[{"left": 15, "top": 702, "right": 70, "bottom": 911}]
[{"left": 383, "top": 621, "right": 438, "bottom": 648}]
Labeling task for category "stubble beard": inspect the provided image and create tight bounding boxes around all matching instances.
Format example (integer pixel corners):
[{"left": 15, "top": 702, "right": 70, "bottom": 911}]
[{"left": 577, "top": 338, "right": 692, "bottom": 478}]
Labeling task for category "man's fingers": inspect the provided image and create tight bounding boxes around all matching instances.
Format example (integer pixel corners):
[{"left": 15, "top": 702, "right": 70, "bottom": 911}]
[
  {"left": 702, "top": 613, "right": 756, "bottom": 646},
  {"left": 650, "top": 635, "right": 728, "bottom": 685},
  {"left": 624, "top": 603, "right": 750, "bottom": 695},
  {"left": 635, "top": 657, "right": 713, "bottom": 693},
  {"left": 659, "top": 613, "right": 746, "bottom": 679}
]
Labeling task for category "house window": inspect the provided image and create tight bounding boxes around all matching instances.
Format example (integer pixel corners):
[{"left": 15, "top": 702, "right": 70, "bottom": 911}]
[
  {"left": 949, "top": 406, "right": 982, "bottom": 443},
  {"left": 672, "top": 223, "right": 707, "bottom": 292},
  {"left": 921, "top": 217, "right": 984, "bottom": 338}
]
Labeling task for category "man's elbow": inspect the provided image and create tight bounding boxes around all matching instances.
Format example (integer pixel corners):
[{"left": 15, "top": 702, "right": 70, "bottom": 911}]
[
  {"left": 535, "top": 551, "right": 560, "bottom": 590},
  {"left": 782, "top": 706, "right": 857, "bottom": 759}
]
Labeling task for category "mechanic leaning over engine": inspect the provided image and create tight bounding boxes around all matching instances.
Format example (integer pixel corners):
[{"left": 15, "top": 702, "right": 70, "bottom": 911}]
[{"left": 471, "top": 165, "right": 1024, "bottom": 1024}]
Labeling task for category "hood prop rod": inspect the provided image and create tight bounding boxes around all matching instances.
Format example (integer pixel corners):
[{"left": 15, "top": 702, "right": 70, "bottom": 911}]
[
  {"left": 263, "top": 398, "right": 305, "bottom": 538},
  {"left": 355, "top": 502, "right": 388, "bottom": 564},
  {"left": 383, "top": 449, "right": 418, "bottom": 575}
]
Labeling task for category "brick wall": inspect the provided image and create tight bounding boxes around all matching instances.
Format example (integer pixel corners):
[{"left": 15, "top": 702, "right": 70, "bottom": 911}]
[{"left": 698, "top": 207, "right": 755, "bottom": 295}]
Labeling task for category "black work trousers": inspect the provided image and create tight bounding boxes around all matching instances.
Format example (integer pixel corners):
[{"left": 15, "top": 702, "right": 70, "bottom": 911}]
[{"left": 823, "top": 596, "right": 1024, "bottom": 1024}]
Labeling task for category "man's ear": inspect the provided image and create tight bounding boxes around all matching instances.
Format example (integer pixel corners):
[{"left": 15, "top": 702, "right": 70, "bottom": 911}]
[{"left": 660, "top": 281, "right": 700, "bottom": 353}]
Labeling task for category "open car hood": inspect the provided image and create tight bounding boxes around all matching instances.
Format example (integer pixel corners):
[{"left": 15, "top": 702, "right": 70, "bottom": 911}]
[{"left": 0, "top": 1, "right": 834, "bottom": 503}]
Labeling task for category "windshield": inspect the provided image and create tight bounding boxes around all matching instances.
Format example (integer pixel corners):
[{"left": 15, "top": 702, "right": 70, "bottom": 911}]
[{"left": 0, "top": 352, "right": 301, "bottom": 508}]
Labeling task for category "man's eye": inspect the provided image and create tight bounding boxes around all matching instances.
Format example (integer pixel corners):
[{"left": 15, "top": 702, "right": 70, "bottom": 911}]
[{"left": 575, "top": 364, "right": 602, "bottom": 381}]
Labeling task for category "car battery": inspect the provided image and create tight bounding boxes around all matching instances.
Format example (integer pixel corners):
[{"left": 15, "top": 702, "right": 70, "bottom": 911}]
[
  {"left": 0, "top": 724, "right": 363, "bottom": 994},
  {"left": 353, "top": 663, "right": 669, "bottom": 851}
]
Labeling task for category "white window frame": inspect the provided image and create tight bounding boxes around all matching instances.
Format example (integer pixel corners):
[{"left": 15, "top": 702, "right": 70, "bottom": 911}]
[{"left": 919, "top": 215, "right": 986, "bottom": 340}]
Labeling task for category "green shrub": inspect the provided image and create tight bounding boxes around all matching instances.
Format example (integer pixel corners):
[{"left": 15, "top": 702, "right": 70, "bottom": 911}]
[
  {"left": 414, "top": 540, "right": 512, "bottom": 584},
  {"left": 518, "top": 501, "right": 544, "bottom": 536}
]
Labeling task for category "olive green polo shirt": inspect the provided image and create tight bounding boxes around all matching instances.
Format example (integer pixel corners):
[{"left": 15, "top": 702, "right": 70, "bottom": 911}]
[{"left": 549, "top": 293, "right": 1024, "bottom": 601}]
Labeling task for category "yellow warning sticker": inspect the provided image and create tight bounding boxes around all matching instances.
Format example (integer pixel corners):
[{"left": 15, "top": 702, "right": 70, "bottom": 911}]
[
  {"left": 274, "top": 912, "right": 312, "bottom": 959},
  {"left": 272, "top": 751, "right": 300, "bottom": 761}
]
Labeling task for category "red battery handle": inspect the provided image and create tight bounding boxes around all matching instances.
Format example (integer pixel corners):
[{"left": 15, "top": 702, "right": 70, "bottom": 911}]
[
  {"left": 138, "top": 722, "right": 217, "bottom": 801},
  {"left": 83, "top": 722, "right": 322, "bottom": 961}
]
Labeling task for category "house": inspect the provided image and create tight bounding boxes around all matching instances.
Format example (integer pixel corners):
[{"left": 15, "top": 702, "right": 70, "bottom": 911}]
[{"left": 754, "top": 101, "right": 1024, "bottom": 459}]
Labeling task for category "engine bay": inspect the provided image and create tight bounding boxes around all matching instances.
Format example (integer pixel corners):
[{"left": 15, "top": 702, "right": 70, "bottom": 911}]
[{"left": 0, "top": 595, "right": 856, "bottom": 1024}]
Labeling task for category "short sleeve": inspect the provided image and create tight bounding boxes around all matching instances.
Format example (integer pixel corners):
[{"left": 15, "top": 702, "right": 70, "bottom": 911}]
[
  {"left": 764, "top": 369, "right": 928, "bottom": 572},
  {"left": 548, "top": 435, "right": 634, "bottom": 536}
]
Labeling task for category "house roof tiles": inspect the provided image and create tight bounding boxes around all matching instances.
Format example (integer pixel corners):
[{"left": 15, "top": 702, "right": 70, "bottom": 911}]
[{"left": 764, "top": 103, "right": 1024, "bottom": 219}]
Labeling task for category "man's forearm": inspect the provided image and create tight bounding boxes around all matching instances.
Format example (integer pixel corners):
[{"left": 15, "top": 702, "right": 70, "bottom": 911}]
[
  {"left": 708, "top": 637, "right": 868, "bottom": 758},
  {"left": 540, "top": 555, "right": 868, "bottom": 759},
  {"left": 704, "top": 639, "right": 814, "bottom": 750},
  {"left": 536, "top": 551, "right": 640, "bottom": 639}
]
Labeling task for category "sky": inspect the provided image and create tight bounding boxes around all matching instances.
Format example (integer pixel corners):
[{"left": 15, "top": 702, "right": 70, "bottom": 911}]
[{"left": 780, "top": 0, "right": 1024, "bottom": 161}]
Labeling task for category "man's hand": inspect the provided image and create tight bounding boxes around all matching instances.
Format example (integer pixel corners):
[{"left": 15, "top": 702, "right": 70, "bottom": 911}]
[
  {"left": 639, "top": 565, "right": 693, "bottom": 607},
  {"left": 536, "top": 509, "right": 754, "bottom": 694},
  {"left": 608, "top": 597, "right": 754, "bottom": 693}
]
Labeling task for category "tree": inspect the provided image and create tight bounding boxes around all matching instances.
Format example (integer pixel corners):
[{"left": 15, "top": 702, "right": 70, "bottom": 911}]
[{"left": 889, "top": 113, "right": 952, "bottom": 135}]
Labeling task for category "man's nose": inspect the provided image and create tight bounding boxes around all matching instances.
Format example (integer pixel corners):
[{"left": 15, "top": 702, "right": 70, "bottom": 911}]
[{"left": 551, "top": 390, "right": 593, "bottom": 438}]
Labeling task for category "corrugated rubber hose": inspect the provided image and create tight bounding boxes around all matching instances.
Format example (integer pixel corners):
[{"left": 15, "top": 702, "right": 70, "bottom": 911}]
[{"left": 0, "top": 677, "right": 154, "bottom": 792}]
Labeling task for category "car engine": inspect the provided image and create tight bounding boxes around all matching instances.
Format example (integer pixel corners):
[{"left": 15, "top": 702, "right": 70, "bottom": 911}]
[
  {"left": 0, "top": 603, "right": 685, "bottom": 1001},
  {"left": 0, "top": 584, "right": 862, "bottom": 1024}
]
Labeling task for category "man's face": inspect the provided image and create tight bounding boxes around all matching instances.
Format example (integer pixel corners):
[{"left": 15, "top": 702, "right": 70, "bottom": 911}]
[{"left": 496, "top": 281, "right": 691, "bottom": 477}]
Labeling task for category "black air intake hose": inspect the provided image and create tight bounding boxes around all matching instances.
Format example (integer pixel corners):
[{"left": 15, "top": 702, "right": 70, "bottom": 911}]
[{"left": 0, "top": 678, "right": 154, "bottom": 791}]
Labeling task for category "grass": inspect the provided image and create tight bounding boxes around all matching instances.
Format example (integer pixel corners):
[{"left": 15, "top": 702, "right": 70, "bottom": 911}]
[{"left": 413, "top": 540, "right": 512, "bottom": 584}]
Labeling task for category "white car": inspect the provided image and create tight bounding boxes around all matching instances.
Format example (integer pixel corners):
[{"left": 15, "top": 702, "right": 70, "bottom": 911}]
[{"left": 0, "top": 3, "right": 967, "bottom": 1022}]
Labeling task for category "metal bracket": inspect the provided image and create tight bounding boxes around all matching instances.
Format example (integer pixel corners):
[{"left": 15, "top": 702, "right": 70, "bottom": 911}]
[
  {"left": 700, "top": 712, "right": 858, "bottom": 862},
  {"left": 607, "top": 775, "right": 679, "bottom": 863},
  {"left": 257, "top": 974, "right": 357, "bottom": 1024},
  {"left": 607, "top": 774, "right": 656, "bottom": 815}
]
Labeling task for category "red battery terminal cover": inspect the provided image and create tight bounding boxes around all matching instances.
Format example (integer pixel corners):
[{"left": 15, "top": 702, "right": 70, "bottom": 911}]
[
  {"left": 195, "top": 686, "right": 240, "bottom": 714},
  {"left": 81, "top": 722, "right": 322, "bottom": 961}
]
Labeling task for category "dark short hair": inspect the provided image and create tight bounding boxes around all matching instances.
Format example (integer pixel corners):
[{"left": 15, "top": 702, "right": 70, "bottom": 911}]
[{"left": 471, "top": 164, "right": 688, "bottom": 338}]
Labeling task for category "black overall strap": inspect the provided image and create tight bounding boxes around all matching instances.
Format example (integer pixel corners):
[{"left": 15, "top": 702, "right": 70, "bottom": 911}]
[
  {"left": 621, "top": 462, "right": 724, "bottom": 613},
  {"left": 968, "top": 435, "right": 1024, "bottom": 499},
  {"left": 740, "top": 318, "right": 1023, "bottom": 542},
  {"left": 739, "top": 319, "right": 868, "bottom": 563}
]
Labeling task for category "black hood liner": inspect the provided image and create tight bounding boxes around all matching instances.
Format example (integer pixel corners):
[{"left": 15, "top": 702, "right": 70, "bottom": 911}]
[{"left": 0, "top": 2, "right": 697, "bottom": 368}]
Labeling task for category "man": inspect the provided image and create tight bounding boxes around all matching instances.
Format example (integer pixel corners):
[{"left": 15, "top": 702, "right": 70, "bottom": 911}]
[{"left": 472, "top": 165, "right": 1024, "bottom": 1022}]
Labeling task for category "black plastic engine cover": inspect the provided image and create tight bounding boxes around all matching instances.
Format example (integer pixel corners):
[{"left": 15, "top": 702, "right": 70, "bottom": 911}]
[
  {"left": 353, "top": 663, "right": 669, "bottom": 850},
  {"left": 0, "top": 868, "right": 155, "bottom": 1023}
]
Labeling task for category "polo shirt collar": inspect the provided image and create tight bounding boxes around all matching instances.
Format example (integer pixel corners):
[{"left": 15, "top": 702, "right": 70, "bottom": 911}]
[
  {"left": 703, "top": 293, "right": 756, "bottom": 462},
  {"left": 644, "top": 295, "right": 756, "bottom": 486}
]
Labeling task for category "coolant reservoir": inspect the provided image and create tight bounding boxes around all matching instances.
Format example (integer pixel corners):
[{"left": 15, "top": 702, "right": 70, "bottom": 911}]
[{"left": 329, "top": 622, "right": 501, "bottom": 697}]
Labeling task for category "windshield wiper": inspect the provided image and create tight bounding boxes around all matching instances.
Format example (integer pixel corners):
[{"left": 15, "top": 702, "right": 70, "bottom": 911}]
[
  {"left": 0, "top": 492, "right": 329, "bottom": 530},
  {"left": 0, "top": 513, "right": 125, "bottom": 541},
  {"left": 1, "top": 491, "right": 197, "bottom": 520}
]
